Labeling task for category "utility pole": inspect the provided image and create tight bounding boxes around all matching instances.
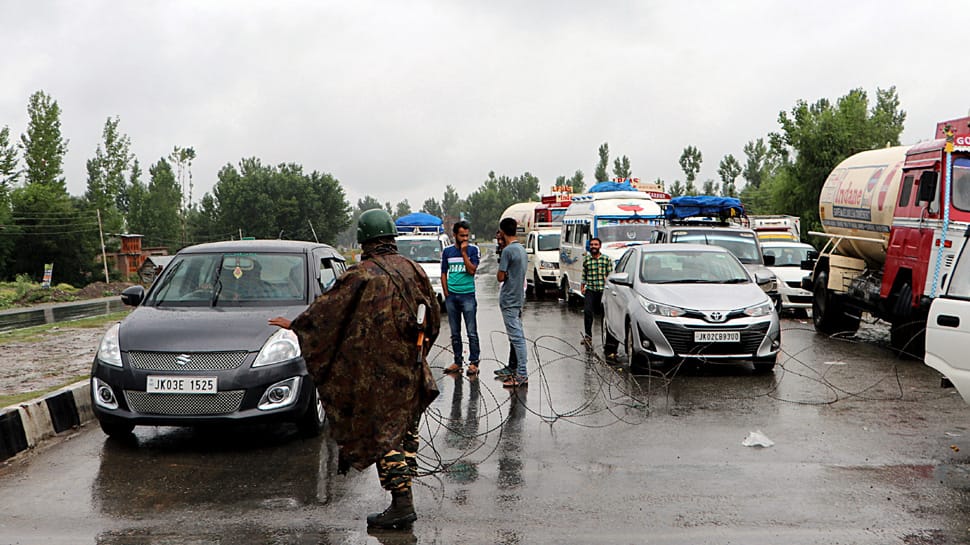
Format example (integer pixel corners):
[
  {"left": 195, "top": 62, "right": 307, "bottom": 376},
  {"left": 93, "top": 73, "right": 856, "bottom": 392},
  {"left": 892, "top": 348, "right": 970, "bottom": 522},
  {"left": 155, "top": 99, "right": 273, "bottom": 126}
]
[
  {"left": 97, "top": 209, "right": 109, "bottom": 283},
  {"left": 307, "top": 219, "right": 319, "bottom": 242}
]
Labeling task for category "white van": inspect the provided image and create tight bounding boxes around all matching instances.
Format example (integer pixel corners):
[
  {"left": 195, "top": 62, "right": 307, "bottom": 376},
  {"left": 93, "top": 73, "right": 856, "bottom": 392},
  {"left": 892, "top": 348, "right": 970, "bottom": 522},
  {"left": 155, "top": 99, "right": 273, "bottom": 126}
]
[
  {"left": 558, "top": 190, "right": 663, "bottom": 302},
  {"left": 525, "top": 227, "right": 561, "bottom": 297}
]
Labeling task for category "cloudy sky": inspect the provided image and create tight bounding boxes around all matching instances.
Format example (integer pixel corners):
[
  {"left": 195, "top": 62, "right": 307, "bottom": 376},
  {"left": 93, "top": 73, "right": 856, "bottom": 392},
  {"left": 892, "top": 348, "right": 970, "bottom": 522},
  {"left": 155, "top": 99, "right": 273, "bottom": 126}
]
[{"left": 2, "top": 1, "right": 967, "bottom": 211}]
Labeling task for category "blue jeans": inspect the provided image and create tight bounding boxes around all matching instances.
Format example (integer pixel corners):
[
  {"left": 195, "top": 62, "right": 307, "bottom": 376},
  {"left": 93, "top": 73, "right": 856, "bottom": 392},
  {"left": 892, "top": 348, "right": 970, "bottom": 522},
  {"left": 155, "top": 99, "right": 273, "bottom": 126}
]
[
  {"left": 501, "top": 306, "right": 528, "bottom": 378},
  {"left": 445, "top": 292, "right": 480, "bottom": 365}
]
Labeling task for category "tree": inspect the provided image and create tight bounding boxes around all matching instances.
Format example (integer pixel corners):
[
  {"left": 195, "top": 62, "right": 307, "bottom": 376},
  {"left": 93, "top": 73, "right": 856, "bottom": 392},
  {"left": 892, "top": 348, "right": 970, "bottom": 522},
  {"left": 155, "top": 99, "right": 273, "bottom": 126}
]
[
  {"left": 84, "top": 116, "right": 132, "bottom": 239},
  {"left": 394, "top": 199, "right": 412, "bottom": 218},
  {"left": 20, "top": 91, "right": 68, "bottom": 191},
  {"left": 464, "top": 171, "right": 540, "bottom": 236},
  {"left": 142, "top": 158, "right": 182, "bottom": 250},
  {"left": 767, "top": 86, "right": 905, "bottom": 232},
  {"left": 718, "top": 154, "right": 742, "bottom": 197},
  {"left": 441, "top": 185, "right": 463, "bottom": 226},
  {"left": 170, "top": 146, "right": 196, "bottom": 245},
  {"left": 569, "top": 169, "right": 585, "bottom": 193},
  {"left": 701, "top": 179, "right": 720, "bottom": 196},
  {"left": 213, "top": 158, "right": 351, "bottom": 244},
  {"left": 679, "top": 145, "right": 702, "bottom": 196},
  {"left": 0, "top": 126, "right": 19, "bottom": 188},
  {"left": 595, "top": 142, "right": 610, "bottom": 182},
  {"left": 612, "top": 155, "right": 631, "bottom": 179},
  {"left": 669, "top": 180, "right": 685, "bottom": 197},
  {"left": 421, "top": 197, "right": 443, "bottom": 218},
  {"left": 742, "top": 138, "right": 770, "bottom": 189}
]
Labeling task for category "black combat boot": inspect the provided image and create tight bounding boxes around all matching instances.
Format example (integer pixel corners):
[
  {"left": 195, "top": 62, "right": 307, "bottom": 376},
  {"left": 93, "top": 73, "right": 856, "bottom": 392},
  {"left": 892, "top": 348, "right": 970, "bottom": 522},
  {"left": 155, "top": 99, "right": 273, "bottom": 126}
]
[{"left": 366, "top": 489, "right": 417, "bottom": 529}]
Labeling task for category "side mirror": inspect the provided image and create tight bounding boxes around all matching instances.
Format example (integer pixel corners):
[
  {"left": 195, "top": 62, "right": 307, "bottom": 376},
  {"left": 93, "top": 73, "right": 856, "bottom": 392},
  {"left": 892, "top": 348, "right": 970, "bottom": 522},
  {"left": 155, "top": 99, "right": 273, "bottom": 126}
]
[
  {"left": 754, "top": 272, "right": 774, "bottom": 287},
  {"left": 608, "top": 272, "right": 632, "bottom": 286},
  {"left": 763, "top": 254, "right": 775, "bottom": 266},
  {"left": 120, "top": 285, "right": 145, "bottom": 307},
  {"left": 801, "top": 250, "right": 819, "bottom": 271},
  {"left": 526, "top": 247, "right": 535, "bottom": 254},
  {"left": 918, "top": 171, "right": 938, "bottom": 203}
]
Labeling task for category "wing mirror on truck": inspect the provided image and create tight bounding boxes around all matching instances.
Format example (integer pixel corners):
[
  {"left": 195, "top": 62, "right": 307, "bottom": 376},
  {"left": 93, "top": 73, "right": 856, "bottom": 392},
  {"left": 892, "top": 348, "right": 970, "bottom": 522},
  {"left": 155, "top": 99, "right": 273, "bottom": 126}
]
[
  {"left": 918, "top": 171, "right": 939, "bottom": 204},
  {"left": 801, "top": 250, "right": 819, "bottom": 271}
]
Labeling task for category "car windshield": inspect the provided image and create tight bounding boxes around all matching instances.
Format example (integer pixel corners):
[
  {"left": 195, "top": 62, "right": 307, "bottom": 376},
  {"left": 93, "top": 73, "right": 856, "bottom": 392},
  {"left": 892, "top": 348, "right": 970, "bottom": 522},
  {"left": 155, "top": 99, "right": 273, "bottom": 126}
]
[
  {"left": 762, "top": 245, "right": 813, "bottom": 267},
  {"left": 147, "top": 252, "right": 307, "bottom": 306},
  {"left": 397, "top": 238, "right": 442, "bottom": 263},
  {"left": 598, "top": 223, "right": 659, "bottom": 243},
  {"left": 670, "top": 231, "right": 761, "bottom": 264},
  {"left": 639, "top": 250, "right": 749, "bottom": 284},
  {"left": 537, "top": 233, "right": 560, "bottom": 251}
]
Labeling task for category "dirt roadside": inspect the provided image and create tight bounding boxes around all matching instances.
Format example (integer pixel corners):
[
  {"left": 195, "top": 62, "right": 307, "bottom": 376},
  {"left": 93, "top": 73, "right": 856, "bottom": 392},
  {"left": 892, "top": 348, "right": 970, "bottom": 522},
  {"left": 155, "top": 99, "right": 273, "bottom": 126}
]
[{"left": 0, "top": 321, "right": 115, "bottom": 400}]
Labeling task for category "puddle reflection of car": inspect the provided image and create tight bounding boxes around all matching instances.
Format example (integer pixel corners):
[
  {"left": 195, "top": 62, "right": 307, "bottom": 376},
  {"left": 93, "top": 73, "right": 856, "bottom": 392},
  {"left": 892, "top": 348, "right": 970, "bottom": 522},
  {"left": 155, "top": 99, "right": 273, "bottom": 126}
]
[
  {"left": 602, "top": 244, "right": 781, "bottom": 373},
  {"left": 90, "top": 240, "right": 347, "bottom": 438}
]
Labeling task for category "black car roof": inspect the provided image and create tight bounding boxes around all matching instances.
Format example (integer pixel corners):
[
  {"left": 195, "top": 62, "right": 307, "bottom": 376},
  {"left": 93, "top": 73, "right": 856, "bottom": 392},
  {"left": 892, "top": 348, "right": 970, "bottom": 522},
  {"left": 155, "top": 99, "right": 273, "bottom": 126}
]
[{"left": 176, "top": 239, "right": 343, "bottom": 257}]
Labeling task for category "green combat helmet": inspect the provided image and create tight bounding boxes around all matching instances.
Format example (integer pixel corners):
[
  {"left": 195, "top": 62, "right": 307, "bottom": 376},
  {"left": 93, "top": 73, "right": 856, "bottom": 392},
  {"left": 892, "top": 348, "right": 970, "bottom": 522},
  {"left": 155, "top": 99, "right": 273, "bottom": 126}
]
[{"left": 357, "top": 209, "right": 398, "bottom": 243}]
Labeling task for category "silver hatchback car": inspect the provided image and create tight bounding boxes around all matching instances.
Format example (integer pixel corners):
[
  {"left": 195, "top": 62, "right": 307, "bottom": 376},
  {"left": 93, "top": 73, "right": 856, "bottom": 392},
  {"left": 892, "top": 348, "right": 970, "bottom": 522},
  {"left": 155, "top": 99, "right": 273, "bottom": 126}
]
[{"left": 602, "top": 244, "right": 781, "bottom": 373}]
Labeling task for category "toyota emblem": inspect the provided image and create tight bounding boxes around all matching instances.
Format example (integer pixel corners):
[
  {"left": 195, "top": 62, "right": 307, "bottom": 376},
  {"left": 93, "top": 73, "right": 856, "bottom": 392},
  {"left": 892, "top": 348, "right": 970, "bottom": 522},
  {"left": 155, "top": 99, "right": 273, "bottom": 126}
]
[{"left": 708, "top": 311, "right": 724, "bottom": 323}]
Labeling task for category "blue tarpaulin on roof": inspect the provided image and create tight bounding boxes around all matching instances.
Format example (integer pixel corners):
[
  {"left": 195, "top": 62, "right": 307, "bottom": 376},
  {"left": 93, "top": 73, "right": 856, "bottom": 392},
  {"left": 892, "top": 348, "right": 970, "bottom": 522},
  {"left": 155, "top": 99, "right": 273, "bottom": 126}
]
[
  {"left": 395, "top": 212, "right": 444, "bottom": 234},
  {"left": 588, "top": 181, "right": 637, "bottom": 193},
  {"left": 664, "top": 196, "right": 745, "bottom": 220}
]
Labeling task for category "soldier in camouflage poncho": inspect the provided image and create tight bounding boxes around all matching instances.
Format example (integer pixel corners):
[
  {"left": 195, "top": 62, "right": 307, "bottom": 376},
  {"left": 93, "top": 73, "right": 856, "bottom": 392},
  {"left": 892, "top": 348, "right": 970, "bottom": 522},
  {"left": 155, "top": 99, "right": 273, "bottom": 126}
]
[{"left": 269, "top": 209, "right": 440, "bottom": 530}]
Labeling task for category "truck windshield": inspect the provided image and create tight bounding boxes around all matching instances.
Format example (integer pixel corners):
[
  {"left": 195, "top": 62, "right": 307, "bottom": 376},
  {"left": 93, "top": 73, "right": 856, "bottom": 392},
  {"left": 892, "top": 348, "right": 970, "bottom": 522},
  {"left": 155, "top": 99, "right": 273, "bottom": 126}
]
[
  {"left": 397, "top": 239, "right": 442, "bottom": 263},
  {"left": 538, "top": 233, "right": 560, "bottom": 251},
  {"left": 952, "top": 159, "right": 970, "bottom": 212},
  {"left": 598, "top": 224, "right": 658, "bottom": 243}
]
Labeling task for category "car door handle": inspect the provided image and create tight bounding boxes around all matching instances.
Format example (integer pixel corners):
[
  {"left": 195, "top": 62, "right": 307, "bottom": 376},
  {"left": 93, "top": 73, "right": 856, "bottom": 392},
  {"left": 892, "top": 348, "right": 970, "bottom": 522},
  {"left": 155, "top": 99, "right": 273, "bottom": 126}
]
[{"left": 937, "top": 314, "right": 961, "bottom": 328}]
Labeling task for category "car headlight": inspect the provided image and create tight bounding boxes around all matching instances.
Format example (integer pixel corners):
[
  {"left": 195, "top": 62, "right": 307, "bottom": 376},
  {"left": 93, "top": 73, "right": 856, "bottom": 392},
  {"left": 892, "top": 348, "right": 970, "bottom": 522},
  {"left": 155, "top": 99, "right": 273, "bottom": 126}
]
[
  {"left": 430, "top": 276, "right": 441, "bottom": 285},
  {"left": 638, "top": 295, "right": 686, "bottom": 317},
  {"left": 97, "top": 323, "right": 123, "bottom": 367},
  {"left": 539, "top": 260, "right": 556, "bottom": 269},
  {"left": 744, "top": 301, "right": 774, "bottom": 317},
  {"left": 253, "top": 328, "right": 301, "bottom": 367}
]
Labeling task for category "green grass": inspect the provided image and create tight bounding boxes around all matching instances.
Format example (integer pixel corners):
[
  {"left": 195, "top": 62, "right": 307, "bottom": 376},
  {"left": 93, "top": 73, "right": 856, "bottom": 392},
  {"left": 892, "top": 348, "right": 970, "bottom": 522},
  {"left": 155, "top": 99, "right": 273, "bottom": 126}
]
[
  {"left": 0, "top": 375, "right": 89, "bottom": 408},
  {"left": 0, "top": 310, "right": 131, "bottom": 345}
]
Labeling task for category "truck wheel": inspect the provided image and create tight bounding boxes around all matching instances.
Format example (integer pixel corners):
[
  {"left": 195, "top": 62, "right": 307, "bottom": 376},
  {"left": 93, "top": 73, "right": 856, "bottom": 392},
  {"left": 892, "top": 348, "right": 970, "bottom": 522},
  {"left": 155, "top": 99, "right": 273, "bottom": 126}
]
[
  {"left": 890, "top": 311, "right": 926, "bottom": 360},
  {"left": 812, "top": 271, "right": 860, "bottom": 336}
]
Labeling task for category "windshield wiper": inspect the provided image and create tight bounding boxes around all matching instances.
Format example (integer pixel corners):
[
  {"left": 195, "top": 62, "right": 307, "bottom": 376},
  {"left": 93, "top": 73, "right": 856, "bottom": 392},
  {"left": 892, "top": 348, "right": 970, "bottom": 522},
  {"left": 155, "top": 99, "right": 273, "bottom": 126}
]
[{"left": 722, "top": 278, "right": 749, "bottom": 284}]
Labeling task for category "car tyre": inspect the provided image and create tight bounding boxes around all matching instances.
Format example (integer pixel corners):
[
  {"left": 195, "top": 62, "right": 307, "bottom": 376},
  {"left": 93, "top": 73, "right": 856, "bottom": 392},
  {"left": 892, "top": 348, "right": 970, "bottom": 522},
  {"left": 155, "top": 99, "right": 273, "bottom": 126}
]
[
  {"left": 625, "top": 321, "right": 648, "bottom": 373},
  {"left": 752, "top": 355, "right": 777, "bottom": 373},
  {"left": 297, "top": 386, "right": 326, "bottom": 437},
  {"left": 99, "top": 419, "right": 134, "bottom": 438},
  {"left": 533, "top": 272, "right": 545, "bottom": 298}
]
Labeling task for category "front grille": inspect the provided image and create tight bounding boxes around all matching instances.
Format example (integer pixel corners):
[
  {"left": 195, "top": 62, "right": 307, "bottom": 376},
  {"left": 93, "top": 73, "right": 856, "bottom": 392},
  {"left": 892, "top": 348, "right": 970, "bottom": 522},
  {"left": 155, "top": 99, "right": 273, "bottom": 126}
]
[
  {"left": 786, "top": 281, "right": 802, "bottom": 289},
  {"left": 127, "top": 351, "right": 248, "bottom": 371},
  {"left": 657, "top": 322, "right": 769, "bottom": 356},
  {"left": 789, "top": 295, "right": 812, "bottom": 304},
  {"left": 125, "top": 390, "right": 245, "bottom": 415}
]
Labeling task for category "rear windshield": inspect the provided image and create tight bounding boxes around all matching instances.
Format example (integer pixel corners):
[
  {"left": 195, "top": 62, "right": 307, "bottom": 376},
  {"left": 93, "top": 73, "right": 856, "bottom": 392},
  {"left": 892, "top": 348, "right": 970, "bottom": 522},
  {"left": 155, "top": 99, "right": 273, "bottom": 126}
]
[
  {"left": 147, "top": 253, "right": 307, "bottom": 307},
  {"left": 670, "top": 231, "right": 761, "bottom": 264},
  {"left": 397, "top": 239, "right": 443, "bottom": 263}
]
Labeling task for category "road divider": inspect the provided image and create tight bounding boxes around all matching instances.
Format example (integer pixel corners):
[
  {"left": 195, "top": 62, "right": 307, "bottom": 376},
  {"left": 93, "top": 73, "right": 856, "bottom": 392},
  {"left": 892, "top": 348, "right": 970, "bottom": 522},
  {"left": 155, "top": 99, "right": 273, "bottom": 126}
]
[{"left": 0, "top": 380, "right": 91, "bottom": 461}]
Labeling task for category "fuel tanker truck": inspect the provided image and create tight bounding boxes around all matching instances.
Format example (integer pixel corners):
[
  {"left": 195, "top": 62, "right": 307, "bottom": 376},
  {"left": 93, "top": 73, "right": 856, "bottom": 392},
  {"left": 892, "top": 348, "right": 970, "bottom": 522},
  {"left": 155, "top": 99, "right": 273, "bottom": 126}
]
[{"left": 804, "top": 116, "right": 970, "bottom": 356}]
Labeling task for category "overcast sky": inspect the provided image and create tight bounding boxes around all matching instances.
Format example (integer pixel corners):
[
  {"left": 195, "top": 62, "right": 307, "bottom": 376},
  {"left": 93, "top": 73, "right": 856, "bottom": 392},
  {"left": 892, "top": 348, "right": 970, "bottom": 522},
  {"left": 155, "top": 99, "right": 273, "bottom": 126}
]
[{"left": 3, "top": 1, "right": 968, "bottom": 212}]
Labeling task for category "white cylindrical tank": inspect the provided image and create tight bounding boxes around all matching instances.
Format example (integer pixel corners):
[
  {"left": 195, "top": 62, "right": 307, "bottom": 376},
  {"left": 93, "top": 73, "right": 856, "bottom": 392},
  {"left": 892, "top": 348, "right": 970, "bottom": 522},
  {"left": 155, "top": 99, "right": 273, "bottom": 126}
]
[
  {"left": 500, "top": 202, "right": 539, "bottom": 239},
  {"left": 818, "top": 145, "right": 911, "bottom": 267}
]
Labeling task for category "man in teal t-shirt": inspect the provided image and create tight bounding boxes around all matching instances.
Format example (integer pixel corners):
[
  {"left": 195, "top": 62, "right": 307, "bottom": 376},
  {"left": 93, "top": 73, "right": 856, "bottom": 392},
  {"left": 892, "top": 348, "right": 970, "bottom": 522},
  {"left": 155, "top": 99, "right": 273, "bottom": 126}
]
[{"left": 441, "top": 220, "right": 481, "bottom": 376}]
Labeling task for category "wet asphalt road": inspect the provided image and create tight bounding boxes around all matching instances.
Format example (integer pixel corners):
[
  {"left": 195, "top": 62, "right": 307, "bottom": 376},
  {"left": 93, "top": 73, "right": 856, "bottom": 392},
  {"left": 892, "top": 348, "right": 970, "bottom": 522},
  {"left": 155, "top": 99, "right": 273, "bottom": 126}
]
[{"left": 3, "top": 256, "right": 970, "bottom": 544}]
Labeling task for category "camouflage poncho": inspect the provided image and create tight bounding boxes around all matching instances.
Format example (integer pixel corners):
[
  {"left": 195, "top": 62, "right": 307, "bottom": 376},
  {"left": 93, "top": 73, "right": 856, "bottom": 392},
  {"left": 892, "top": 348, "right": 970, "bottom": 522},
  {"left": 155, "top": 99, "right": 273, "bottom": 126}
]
[{"left": 290, "top": 242, "right": 440, "bottom": 471}]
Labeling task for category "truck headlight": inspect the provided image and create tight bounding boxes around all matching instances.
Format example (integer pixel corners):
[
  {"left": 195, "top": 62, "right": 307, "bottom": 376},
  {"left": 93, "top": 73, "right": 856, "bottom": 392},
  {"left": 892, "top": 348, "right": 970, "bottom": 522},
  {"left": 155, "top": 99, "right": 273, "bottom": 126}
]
[
  {"left": 97, "top": 323, "right": 123, "bottom": 367},
  {"left": 539, "top": 260, "right": 556, "bottom": 269},
  {"left": 253, "top": 328, "right": 301, "bottom": 367}
]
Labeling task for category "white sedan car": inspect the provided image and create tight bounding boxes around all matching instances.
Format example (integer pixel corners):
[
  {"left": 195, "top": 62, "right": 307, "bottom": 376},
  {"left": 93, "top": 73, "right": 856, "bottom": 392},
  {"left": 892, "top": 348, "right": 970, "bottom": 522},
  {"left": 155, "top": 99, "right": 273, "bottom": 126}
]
[{"left": 603, "top": 244, "right": 781, "bottom": 373}]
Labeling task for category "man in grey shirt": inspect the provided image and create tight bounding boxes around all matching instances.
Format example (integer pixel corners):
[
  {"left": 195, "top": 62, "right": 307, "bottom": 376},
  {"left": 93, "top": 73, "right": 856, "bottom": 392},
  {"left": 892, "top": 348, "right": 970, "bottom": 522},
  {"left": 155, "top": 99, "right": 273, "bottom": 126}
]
[{"left": 497, "top": 217, "right": 528, "bottom": 388}]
